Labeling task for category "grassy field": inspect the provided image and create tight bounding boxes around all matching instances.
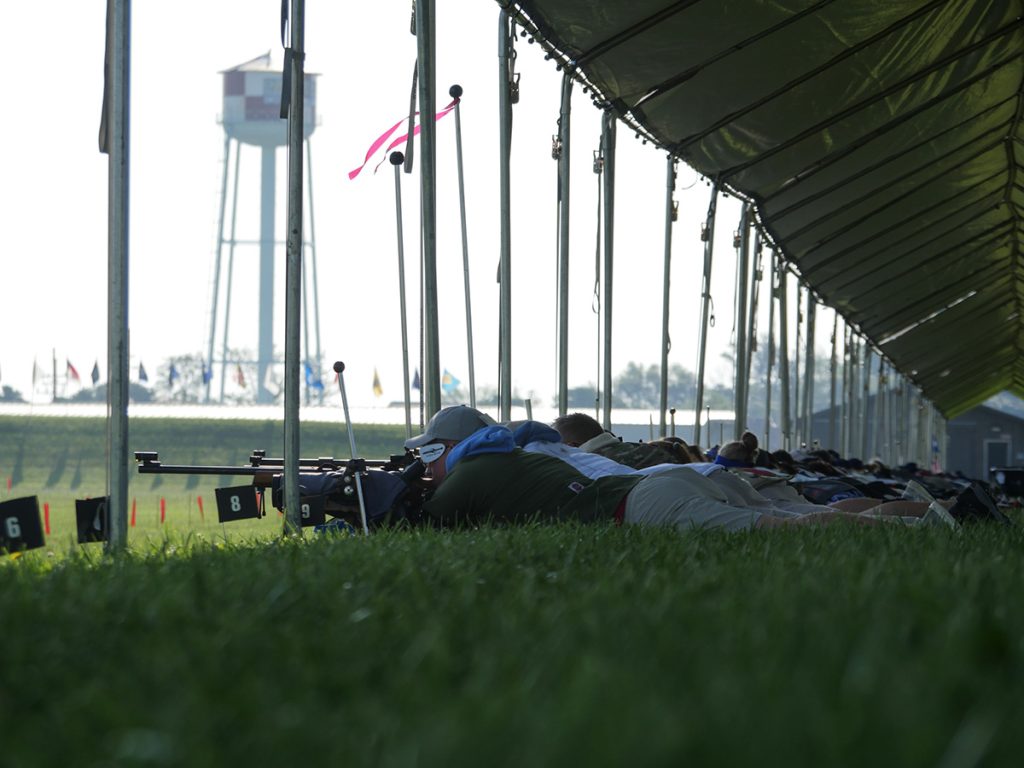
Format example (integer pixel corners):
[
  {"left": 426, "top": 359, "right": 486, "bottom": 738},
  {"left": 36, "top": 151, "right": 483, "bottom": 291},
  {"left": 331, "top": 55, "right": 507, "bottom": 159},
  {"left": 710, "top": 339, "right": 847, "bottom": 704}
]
[
  {"left": 3, "top": 415, "right": 1024, "bottom": 765},
  {"left": 0, "top": 415, "right": 408, "bottom": 550},
  {"left": 2, "top": 523, "right": 1023, "bottom": 766}
]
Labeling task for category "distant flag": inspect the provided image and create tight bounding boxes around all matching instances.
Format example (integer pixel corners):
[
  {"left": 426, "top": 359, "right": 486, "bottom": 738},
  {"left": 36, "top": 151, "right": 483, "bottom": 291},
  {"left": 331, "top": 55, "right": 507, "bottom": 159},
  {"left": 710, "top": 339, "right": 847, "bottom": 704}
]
[
  {"left": 138, "top": 362, "right": 149, "bottom": 382},
  {"left": 303, "top": 361, "right": 324, "bottom": 392},
  {"left": 372, "top": 368, "right": 383, "bottom": 398},
  {"left": 202, "top": 364, "right": 212, "bottom": 385},
  {"left": 441, "top": 368, "right": 460, "bottom": 393},
  {"left": 91, "top": 361, "right": 101, "bottom": 386},
  {"left": 412, "top": 368, "right": 421, "bottom": 391},
  {"left": 67, "top": 359, "right": 81, "bottom": 383},
  {"left": 235, "top": 364, "right": 246, "bottom": 388},
  {"left": 168, "top": 363, "right": 180, "bottom": 386}
]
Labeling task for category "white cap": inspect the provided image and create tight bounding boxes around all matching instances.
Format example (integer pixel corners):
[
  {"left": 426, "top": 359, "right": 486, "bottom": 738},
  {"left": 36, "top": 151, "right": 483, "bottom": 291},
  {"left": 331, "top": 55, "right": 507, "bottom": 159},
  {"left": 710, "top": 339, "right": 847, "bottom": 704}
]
[{"left": 404, "top": 405, "right": 497, "bottom": 449}]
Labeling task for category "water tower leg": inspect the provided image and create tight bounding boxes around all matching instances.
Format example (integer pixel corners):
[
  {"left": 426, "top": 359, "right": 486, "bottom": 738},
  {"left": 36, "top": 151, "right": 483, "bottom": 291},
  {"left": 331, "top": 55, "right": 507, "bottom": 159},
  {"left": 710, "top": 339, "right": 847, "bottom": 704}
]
[
  {"left": 220, "top": 141, "right": 242, "bottom": 403},
  {"left": 206, "top": 134, "right": 232, "bottom": 403},
  {"left": 258, "top": 145, "right": 276, "bottom": 404}
]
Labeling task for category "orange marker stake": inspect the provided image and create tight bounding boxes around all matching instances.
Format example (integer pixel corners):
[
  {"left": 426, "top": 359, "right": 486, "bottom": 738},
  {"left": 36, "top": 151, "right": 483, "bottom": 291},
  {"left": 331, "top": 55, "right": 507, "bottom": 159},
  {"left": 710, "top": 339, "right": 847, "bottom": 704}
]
[
  {"left": 130, "top": 498, "right": 137, "bottom": 527},
  {"left": 160, "top": 497, "right": 166, "bottom": 524},
  {"left": 44, "top": 502, "right": 51, "bottom": 535},
  {"left": 196, "top": 495, "right": 205, "bottom": 522}
]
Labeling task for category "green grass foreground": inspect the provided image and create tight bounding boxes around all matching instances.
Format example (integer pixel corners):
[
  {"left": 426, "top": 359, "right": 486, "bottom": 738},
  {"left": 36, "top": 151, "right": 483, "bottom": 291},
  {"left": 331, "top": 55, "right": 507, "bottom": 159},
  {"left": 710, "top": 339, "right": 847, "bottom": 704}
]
[{"left": 2, "top": 523, "right": 1023, "bottom": 767}]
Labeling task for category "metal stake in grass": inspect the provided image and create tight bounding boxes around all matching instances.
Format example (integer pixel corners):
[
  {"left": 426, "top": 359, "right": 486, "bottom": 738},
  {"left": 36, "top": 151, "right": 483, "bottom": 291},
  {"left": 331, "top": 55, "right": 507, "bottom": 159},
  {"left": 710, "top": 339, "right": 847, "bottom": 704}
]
[{"left": 333, "top": 361, "right": 369, "bottom": 535}]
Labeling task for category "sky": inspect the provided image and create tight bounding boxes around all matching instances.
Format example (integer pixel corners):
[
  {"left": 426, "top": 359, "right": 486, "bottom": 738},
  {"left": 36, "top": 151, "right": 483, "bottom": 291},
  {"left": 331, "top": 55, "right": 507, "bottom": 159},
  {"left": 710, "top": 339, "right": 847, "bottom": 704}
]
[{"left": 1, "top": 0, "right": 840, "bottom": 412}]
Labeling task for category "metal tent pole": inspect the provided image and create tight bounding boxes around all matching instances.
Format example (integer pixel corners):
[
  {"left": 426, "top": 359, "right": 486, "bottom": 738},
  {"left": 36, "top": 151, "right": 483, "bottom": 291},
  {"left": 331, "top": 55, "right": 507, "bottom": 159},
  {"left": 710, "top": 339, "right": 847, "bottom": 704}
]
[
  {"left": 450, "top": 85, "right": 476, "bottom": 409},
  {"left": 659, "top": 157, "right": 677, "bottom": 436},
  {"left": 861, "top": 346, "right": 873, "bottom": 461},
  {"left": 777, "top": 263, "right": 791, "bottom": 451},
  {"left": 391, "top": 151, "right": 413, "bottom": 439},
  {"left": 764, "top": 249, "right": 776, "bottom": 450},
  {"left": 416, "top": 0, "right": 441, "bottom": 419},
  {"left": 104, "top": 0, "right": 131, "bottom": 552},
  {"left": 733, "top": 204, "right": 751, "bottom": 439},
  {"left": 206, "top": 134, "right": 231, "bottom": 403},
  {"left": 556, "top": 72, "right": 573, "bottom": 416},
  {"left": 693, "top": 183, "right": 718, "bottom": 446},
  {"left": 840, "top": 323, "right": 849, "bottom": 455},
  {"left": 793, "top": 284, "right": 802, "bottom": 446},
  {"left": 601, "top": 112, "right": 616, "bottom": 431},
  {"left": 282, "top": 0, "right": 307, "bottom": 533},
  {"left": 802, "top": 294, "right": 815, "bottom": 447},
  {"left": 744, "top": 229, "right": 762, "bottom": 437},
  {"left": 497, "top": 11, "right": 513, "bottom": 421},
  {"left": 829, "top": 313, "right": 838, "bottom": 449}
]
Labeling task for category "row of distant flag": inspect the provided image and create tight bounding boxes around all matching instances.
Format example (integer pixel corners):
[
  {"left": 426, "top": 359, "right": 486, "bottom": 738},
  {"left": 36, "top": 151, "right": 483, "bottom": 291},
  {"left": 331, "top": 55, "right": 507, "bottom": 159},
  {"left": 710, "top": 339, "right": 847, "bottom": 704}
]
[
  {"left": 370, "top": 367, "right": 461, "bottom": 398},
  {"left": 23, "top": 358, "right": 464, "bottom": 397}
]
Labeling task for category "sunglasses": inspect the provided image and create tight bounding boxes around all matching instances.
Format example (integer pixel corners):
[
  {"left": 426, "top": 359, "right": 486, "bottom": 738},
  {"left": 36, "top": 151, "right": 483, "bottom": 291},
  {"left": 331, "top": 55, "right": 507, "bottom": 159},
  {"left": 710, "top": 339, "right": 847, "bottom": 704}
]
[{"left": 418, "top": 442, "right": 448, "bottom": 465}]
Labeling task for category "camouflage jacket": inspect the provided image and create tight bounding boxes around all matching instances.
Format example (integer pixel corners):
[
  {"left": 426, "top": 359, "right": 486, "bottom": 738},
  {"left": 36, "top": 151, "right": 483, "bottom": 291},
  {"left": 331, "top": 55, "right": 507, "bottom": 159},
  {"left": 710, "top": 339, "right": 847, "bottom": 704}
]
[{"left": 578, "top": 432, "right": 681, "bottom": 470}]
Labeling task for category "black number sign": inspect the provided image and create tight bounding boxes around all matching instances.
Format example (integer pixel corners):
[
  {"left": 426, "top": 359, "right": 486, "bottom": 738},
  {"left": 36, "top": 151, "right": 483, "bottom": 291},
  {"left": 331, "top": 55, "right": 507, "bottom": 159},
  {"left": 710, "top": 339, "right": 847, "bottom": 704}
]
[
  {"left": 215, "top": 485, "right": 261, "bottom": 523},
  {"left": 75, "top": 497, "right": 110, "bottom": 544},
  {"left": 299, "top": 496, "right": 326, "bottom": 528},
  {"left": 0, "top": 497, "right": 45, "bottom": 552}
]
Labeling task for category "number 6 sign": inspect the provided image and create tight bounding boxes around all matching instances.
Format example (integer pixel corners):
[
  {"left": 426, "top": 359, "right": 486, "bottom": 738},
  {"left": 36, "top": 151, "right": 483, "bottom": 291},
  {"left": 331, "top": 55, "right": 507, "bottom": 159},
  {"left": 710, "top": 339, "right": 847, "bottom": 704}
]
[{"left": 0, "top": 497, "right": 45, "bottom": 553}]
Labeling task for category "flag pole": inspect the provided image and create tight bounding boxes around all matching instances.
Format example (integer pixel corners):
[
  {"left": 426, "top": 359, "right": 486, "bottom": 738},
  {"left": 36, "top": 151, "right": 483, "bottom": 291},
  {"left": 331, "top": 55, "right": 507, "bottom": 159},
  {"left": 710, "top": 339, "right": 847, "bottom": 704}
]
[{"left": 391, "top": 151, "right": 413, "bottom": 439}]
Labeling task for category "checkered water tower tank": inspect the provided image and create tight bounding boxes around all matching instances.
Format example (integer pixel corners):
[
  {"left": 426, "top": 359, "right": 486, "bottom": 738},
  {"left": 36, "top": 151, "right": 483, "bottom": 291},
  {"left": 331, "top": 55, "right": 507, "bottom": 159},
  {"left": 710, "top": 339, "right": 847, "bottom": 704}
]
[{"left": 220, "top": 52, "right": 317, "bottom": 147}]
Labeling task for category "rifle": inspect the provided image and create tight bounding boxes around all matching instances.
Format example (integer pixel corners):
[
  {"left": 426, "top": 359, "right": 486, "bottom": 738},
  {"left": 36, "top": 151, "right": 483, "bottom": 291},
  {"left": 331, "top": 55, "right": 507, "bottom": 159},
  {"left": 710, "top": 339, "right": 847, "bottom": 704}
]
[{"left": 134, "top": 450, "right": 428, "bottom": 531}]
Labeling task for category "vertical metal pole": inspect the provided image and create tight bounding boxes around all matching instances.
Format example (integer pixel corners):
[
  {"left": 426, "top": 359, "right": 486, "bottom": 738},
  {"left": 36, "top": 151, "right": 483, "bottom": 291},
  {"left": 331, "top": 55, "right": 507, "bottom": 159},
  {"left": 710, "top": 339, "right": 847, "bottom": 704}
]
[
  {"left": 105, "top": 0, "right": 130, "bottom": 552},
  {"left": 305, "top": 140, "right": 324, "bottom": 405},
  {"left": 659, "top": 157, "right": 676, "bottom": 436},
  {"left": 777, "top": 264, "right": 791, "bottom": 450},
  {"left": 205, "top": 134, "right": 231, "bottom": 403},
  {"left": 840, "top": 323, "right": 849, "bottom": 455},
  {"left": 861, "top": 346, "right": 873, "bottom": 460},
  {"left": 733, "top": 204, "right": 751, "bottom": 439},
  {"left": 793, "top": 284, "right": 802, "bottom": 446},
  {"left": 557, "top": 72, "right": 573, "bottom": 416},
  {"left": 450, "top": 85, "right": 476, "bottom": 409},
  {"left": 219, "top": 141, "right": 242, "bottom": 403},
  {"left": 601, "top": 112, "right": 616, "bottom": 432},
  {"left": 829, "top": 313, "right": 838, "bottom": 450},
  {"left": 803, "top": 295, "right": 816, "bottom": 446},
  {"left": 764, "top": 250, "right": 776, "bottom": 450},
  {"left": 416, "top": 0, "right": 441, "bottom": 419},
  {"left": 872, "top": 358, "right": 883, "bottom": 460},
  {"left": 498, "top": 11, "right": 513, "bottom": 422},
  {"left": 850, "top": 336, "right": 860, "bottom": 457},
  {"left": 744, "top": 230, "right": 762, "bottom": 434},
  {"left": 283, "top": 0, "right": 306, "bottom": 534},
  {"left": 391, "top": 152, "right": 413, "bottom": 439},
  {"left": 693, "top": 183, "right": 718, "bottom": 446}
]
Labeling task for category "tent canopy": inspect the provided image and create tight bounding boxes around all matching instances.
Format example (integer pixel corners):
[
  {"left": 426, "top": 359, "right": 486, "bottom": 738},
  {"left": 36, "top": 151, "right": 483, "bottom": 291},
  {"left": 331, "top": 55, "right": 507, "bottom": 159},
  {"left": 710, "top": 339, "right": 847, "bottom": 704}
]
[{"left": 504, "top": 0, "right": 1024, "bottom": 417}]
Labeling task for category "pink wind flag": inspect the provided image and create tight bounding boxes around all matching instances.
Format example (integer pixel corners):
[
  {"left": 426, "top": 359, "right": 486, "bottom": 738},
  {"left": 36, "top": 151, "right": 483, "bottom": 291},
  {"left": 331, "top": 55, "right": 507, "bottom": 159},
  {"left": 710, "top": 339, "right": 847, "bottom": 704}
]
[{"left": 348, "top": 98, "right": 459, "bottom": 180}]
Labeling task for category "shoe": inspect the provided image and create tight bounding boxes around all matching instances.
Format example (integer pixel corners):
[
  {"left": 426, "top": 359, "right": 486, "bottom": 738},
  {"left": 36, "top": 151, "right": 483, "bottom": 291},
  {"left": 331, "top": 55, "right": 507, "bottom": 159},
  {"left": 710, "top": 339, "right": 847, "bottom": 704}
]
[{"left": 948, "top": 484, "right": 1013, "bottom": 526}]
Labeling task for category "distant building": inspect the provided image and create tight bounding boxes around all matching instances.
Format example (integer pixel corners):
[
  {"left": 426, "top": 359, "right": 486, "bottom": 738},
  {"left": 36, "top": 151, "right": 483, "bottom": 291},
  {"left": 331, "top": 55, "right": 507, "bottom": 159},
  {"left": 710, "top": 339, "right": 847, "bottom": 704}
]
[{"left": 946, "top": 405, "right": 1024, "bottom": 481}]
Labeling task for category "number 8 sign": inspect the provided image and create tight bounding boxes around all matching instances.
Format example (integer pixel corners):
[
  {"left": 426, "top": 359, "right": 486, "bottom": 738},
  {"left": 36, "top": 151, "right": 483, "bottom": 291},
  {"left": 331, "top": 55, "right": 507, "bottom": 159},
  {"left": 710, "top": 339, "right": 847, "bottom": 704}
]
[
  {"left": 215, "top": 485, "right": 261, "bottom": 523},
  {"left": 0, "top": 497, "right": 45, "bottom": 553}
]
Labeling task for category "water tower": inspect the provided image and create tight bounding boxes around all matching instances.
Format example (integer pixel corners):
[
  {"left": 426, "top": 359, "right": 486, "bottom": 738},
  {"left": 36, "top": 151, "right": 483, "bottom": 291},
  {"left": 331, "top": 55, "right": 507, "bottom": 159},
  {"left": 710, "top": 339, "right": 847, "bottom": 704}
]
[{"left": 205, "top": 52, "right": 322, "bottom": 404}]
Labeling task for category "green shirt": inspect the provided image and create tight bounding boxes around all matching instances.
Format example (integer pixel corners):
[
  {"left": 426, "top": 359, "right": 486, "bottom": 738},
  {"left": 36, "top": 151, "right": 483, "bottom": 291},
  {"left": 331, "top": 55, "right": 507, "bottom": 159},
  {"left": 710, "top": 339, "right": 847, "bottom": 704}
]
[{"left": 423, "top": 448, "right": 641, "bottom": 526}]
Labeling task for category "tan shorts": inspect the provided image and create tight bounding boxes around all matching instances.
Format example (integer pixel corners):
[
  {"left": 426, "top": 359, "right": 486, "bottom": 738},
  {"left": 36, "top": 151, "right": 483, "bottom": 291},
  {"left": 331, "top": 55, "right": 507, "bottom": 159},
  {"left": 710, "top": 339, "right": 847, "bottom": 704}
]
[{"left": 623, "top": 467, "right": 766, "bottom": 532}]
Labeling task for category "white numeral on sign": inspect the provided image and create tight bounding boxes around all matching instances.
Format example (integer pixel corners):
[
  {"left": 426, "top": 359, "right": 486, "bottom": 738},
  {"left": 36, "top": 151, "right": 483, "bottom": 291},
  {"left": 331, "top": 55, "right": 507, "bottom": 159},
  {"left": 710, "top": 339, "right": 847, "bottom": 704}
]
[
  {"left": 230, "top": 496, "right": 242, "bottom": 513},
  {"left": 301, "top": 503, "right": 311, "bottom": 519},
  {"left": 5, "top": 517, "right": 21, "bottom": 538}
]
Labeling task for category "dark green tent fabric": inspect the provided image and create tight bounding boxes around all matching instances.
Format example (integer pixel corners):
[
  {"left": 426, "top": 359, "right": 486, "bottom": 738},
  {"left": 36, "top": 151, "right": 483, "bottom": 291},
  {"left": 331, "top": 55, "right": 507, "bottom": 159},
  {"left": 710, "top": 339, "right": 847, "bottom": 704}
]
[{"left": 503, "top": 0, "right": 1024, "bottom": 417}]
